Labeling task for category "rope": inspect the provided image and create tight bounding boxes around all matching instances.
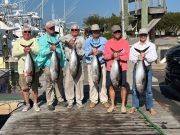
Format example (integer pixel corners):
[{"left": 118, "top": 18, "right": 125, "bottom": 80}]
[{"left": 0, "top": 102, "right": 24, "bottom": 114}]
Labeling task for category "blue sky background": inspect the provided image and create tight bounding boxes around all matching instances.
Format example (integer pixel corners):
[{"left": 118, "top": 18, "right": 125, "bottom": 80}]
[{"left": 10, "top": 0, "right": 180, "bottom": 27}]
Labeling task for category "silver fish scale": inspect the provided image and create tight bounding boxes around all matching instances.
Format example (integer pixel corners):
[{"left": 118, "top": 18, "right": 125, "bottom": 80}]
[
  {"left": 135, "top": 61, "right": 147, "bottom": 94},
  {"left": 24, "top": 53, "right": 34, "bottom": 84},
  {"left": 69, "top": 49, "right": 79, "bottom": 79},
  {"left": 110, "top": 60, "right": 120, "bottom": 88},
  {"left": 50, "top": 51, "right": 60, "bottom": 81},
  {"left": 91, "top": 55, "right": 101, "bottom": 85}
]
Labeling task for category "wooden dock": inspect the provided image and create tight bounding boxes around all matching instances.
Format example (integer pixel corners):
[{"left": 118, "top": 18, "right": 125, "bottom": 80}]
[{"left": 1, "top": 93, "right": 180, "bottom": 135}]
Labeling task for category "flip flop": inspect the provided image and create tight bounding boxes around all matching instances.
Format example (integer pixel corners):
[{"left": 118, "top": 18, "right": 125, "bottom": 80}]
[
  {"left": 121, "top": 106, "right": 127, "bottom": 114},
  {"left": 107, "top": 106, "right": 114, "bottom": 113},
  {"left": 128, "top": 107, "right": 137, "bottom": 114}
]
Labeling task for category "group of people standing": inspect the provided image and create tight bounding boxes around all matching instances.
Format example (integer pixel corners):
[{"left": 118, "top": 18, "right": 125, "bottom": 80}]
[{"left": 12, "top": 20, "right": 157, "bottom": 115}]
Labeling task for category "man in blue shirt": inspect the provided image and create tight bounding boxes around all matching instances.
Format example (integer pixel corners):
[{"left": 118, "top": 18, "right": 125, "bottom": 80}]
[
  {"left": 84, "top": 24, "right": 109, "bottom": 108},
  {"left": 36, "top": 20, "right": 67, "bottom": 111}
]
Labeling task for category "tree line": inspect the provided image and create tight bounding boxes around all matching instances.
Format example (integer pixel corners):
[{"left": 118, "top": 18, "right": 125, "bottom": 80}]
[{"left": 83, "top": 12, "right": 180, "bottom": 36}]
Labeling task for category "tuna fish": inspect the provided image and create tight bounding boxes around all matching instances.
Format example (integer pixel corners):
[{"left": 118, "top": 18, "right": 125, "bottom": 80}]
[
  {"left": 110, "top": 48, "right": 123, "bottom": 88},
  {"left": 134, "top": 46, "right": 150, "bottom": 94},
  {"left": 69, "top": 49, "right": 79, "bottom": 79},
  {"left": 90, "top": 44, "right": 101, "bottom": 85},
  {"left": 21, "top": 42, "right": 34, "bottom": 86},
  {"left": 48, "top": 41, "right": 60, "bottom": 82}
]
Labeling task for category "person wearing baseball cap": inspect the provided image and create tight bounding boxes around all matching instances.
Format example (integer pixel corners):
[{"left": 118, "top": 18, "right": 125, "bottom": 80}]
[
  {"left": 60, "top": 24, "right": 85, "bottom": 109},
  {"left": 129, "top": 28, "right": 158, "bottom": 115},
  {"left": 36, "top": 20, "right": 67, "bottom": 111},
  {"left": 12, "top": 24, "right": 40, "bottom": 112},
  {"left": 104, "top": 25, "right": 130, "bottom": 113}
]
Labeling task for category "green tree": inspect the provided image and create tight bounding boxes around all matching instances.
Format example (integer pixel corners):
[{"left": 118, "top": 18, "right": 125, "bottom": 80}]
[{"left": 156, "top": 12, "right": 180, "bottom": 36}]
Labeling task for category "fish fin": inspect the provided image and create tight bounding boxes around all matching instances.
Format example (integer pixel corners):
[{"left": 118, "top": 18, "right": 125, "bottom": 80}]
[
  {"left": 20, "top": 44, "right": 26, "bottom": 48},
  {"left": 90, "top": 43, "right": 101, "bottom": 48},
  {"left": 20, "top": 42, "right": 33, "bottom": 48},
  {"left": 28, "top": 42, "right": 33, "bottom": 47},
  {"left": 110, "top": 48, "right": 123, "bottom": 53},
  {"left": 134, "top": 48, "right": 142, "bottom": 53},
  {"left": 110, "top": 48, "right": 116, "bottom": 53},
  {"left": 55, "top": 41, "right": 60, "bottom": 46},
  {"left": 47, "top": 41, "right": 53, "bottom": 45},
  {"left": 134, "top": 46, "right": 150, "bottom": 53},
  {"left": 142, "top": 46, "right": 150, "bottom": 53},
  {"left": 117, "top": 49, "right": 123, "bottom": 53}
]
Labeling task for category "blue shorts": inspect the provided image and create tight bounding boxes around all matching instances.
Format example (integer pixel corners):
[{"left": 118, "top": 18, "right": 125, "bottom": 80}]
[{"left": 106, "top": 70, "right": 127, "bottom": 89}]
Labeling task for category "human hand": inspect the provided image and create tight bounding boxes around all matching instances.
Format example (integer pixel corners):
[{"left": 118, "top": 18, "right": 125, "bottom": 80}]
[
  {"left": 50, "top": 45, "right": 56, "bottom": 51},
  {"left": 24, "top": 47, "right": 31, "bottom": 53},
  {"left": 112, "top": 52, "right": 119, "bottom": 58},
  {"left": 92, "top": 48, "right": 98, "bottom": 55},
  {"left": 138, "top": 52, "right": 145, "bottom": 60},
  {"left": 68, "top": 38, "right": 76, "bottom": 48}
]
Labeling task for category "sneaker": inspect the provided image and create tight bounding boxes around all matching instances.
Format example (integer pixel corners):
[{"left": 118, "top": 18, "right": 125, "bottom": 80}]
[
  {"left": 67, "top": 104, "right": 73, "bottom": 109},
  {"left": 22, "top": 104, "right": 31, "bottom": 112},
  {"left": 77, "top": 103, "right": 83, "bottom": 109},
  {"left": 48, "top": 105, "right": 55, "bottom": 111},
  {"left": 89, "top": 102, "right": 96, "bottom": 108},
  {"left": 128, "top": 107, "right": 137, "bottom": 114},
  {"left": 103, "top": 102, "right": 110, "bottom": 108},
  {"left": 57, "top": 101, "right": 68, "bottom": 107},
  {"left": 33, "top": 103, "right": 40, "bottom": 112}
]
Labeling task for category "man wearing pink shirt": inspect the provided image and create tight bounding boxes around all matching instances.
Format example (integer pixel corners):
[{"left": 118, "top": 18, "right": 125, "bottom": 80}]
[{"left": 104, "top": 25, "right": 130, "bottom": 113}]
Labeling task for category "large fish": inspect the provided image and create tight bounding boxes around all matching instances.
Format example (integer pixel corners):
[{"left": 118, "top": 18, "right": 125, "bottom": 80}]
[
  {"left": 69, "top": 49, "right": 79, "bottom": 79},
  {"left": 21, "top": 42, "right": 34, "bottom": 87},
  {"left": 110, "top": 48, "right": 123, "bottom": 88},
  {"left": 134, "top": 46, "right": 150, "bottom": 94},
  {"left": 90, "top": 44, "right": 101, "bottom": 85},
  {"left": 48, "top": 41, "right": 60, "bottom": 82}
]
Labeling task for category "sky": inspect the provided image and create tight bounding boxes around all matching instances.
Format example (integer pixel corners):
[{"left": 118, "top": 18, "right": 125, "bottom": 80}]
[{"left": 10, "top": 0, "right": 180, "bottom": 27}]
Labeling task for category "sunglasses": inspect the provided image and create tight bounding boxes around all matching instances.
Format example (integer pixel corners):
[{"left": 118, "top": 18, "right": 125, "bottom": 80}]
[
  {"left": 113, "top": 30, "right": 121, "bottom": 34},
  {"left": 139, "top": 34, "right": 148, "bottom": 37},
  {"left": 71, "top": 29, "right": 78, "bottom": 32},
  {"left": 48, "top": 26, "right": 55, "bottom": 30},
  {"left": 23, "top": 31, "right": 31, "bottom": 33},
  {"left": 92, "top": 30, "right": 100, "bottom": 33}
]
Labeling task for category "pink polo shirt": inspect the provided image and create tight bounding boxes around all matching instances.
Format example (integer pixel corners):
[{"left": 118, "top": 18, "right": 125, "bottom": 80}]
[{"left": 104, "top": 38, "right": 130, "bottom": 71}]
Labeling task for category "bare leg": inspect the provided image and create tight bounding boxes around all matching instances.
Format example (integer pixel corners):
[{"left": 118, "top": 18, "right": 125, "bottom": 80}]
[
  {"left": 107, "top": 86, "right": 115, "bottom": 112},
  {"left": 22, "top": 91, "right": 29, "bottom": 104},
  {"left": 120, "top": 86, "right": 127, "bottom": 113},
  {"left": 32, "top": 90, "right": 38, "bottom": 104}
]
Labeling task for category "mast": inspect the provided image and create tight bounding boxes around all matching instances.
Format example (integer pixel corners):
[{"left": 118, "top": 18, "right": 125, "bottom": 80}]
[
  {"left": 64, "top": 0, "right": 66, "bottom": 22},
  {"left": 52, "top": 3, "right": 55, "bottom": 20}
]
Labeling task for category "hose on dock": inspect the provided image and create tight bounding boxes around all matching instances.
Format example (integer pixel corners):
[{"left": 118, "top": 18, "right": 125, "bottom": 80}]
[{"left": 125, "top": 103, "right": 167, "bottom": 135}]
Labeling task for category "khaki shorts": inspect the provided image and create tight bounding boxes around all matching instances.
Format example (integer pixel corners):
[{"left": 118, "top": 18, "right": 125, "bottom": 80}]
[{"left": 19, "top": 72, "right": 39, "bottom": 91}]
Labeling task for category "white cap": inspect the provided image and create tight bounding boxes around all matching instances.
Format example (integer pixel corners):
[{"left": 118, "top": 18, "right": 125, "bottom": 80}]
[
  {"left": 22, "top": 25, "right": 31, "bottom": 31},
  {"left": 91, "top": 24, "right": 100, "bottom": 31},
  {"left": 45, "top": 20, "right": 55, "bottom": 28},
  {"left": 139, "top": 28, "right": 148, "bottom": 34},
  {"left": 71, "top": 24, "right": 80, "bottom": 29}
]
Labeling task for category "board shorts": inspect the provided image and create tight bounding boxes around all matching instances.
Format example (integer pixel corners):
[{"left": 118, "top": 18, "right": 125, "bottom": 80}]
[
  {"left": 18, "top": 72, "right": 39, "bottom": 91},
  {"left": 106, "top": 70, "right": 127, "bottom": 90}
]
